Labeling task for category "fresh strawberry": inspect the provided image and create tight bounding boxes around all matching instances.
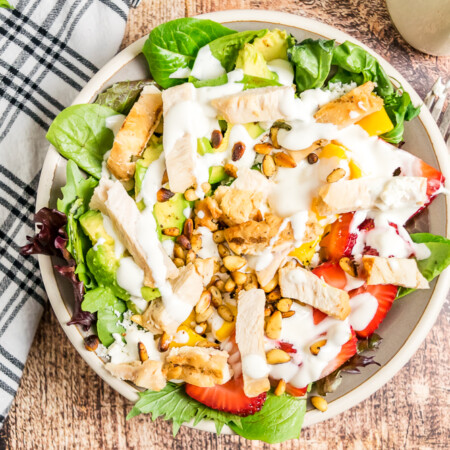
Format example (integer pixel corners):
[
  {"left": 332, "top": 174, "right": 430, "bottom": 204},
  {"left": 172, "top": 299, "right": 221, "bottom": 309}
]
[
  {"left": 285, "top": 384, "right": 308, "bottom": 397},
  {"left": 312, "top": 308, "right": 328, "bottom": 325},
  {"left": 185, "top": 376, "right": 267, "bottom": 417},
  {"left": 320, "top": 212, "right": 357, "bottom": 260},
  {"left": 349, "top": 284, "right": 398, "bottom": 338},
  {"left": 320, "top": 328, "right": 358, "bottom": 379},
  {"left": 277, "top": 341, "right": 297, "bottom": 354},
  {"left": 312, "top": 262, "right": 347, "bottom": 289},
  {"left": 417, "top": 158, "right": 445, "bottom": 200}
]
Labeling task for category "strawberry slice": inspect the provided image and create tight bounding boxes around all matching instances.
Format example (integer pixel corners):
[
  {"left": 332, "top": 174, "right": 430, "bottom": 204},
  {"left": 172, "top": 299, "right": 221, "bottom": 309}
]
[
  {"left": 185, "top": 376, "right": 267, "bottom": 417},
  {"left": 320, "top": 212, "right": 357, "bottom": 261},
  {"left": 285, "top": 384, "right": 308, "bottom": 397},
  {"left": 349, "top": 284, "right": 398, "bottom": 338},
  {"left": 417, "top": 158, "right": 445, "bottom": 201},
  {"left": 312, "top": 262, "right": 347, "bottom": 289},
  {"left": 320, "top": 328, "right": 358, "bottom": 379}
]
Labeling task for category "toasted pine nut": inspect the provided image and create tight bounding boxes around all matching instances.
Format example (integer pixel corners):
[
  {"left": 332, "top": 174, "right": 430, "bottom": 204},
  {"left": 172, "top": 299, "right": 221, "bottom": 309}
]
[
  {"left": 262, "top": 274, "right": 278, "bottom": 293},
  {"left": 310, "top": 339, "right": 327, "bottom": 355},
  {"left": 311, "top": 396, "right": 328, "bottom": 412},
  {"left": 266, "top": 348, "right": 291, "bottom": 364},
  {"left": 184, "top": 188, "right": 198, "bottom": 201},
  {"left": 157, "top": 187, "right": 175, "bottom": 203},
  {"left": 218, "top": 243, "right": 231, "bottom": 258},
  {"left": 273, "top": 151, "right": 297, "bottom": 168},
  {"left": 274, "top": 379, "right": 286, "bottom": 396},
  {"left": 209, "top": 285, "right": 223, "bottom": 307},
  {"left": 213, "top": 230, "right": 225, "bottom": 244},
  {"left": 223, "top": 255, "right": 246, "bottom": 272},
  {"left": 162, "top": 227, "right": 180, "bottom": 237},
  {"left": 176, "top": 234, "right": 191, "bottom": 250},
  {"left": 264, "top": 307, "right": 272, "bottom": 317},
  {"left": 266, "top": 286, "right": 281, "bottom": 302},
  {"left": 84, "top": 335, "right": 99, "bottom": 352},
  {"left": 220, "top": 265, "right": 228, "bottom": 273},
  {"left": 327, "top": 167, "right": 346, "bottom": 183},
  {"left": 195, "top": 290, "right": 212, "bottom": 315},
  {"left": 196, "top": 340, "right": 220, "bottom": 349},
  {"left": 276, "top": 298, "right": 293, "bottom": 313},
  {"left": 265, "top": 310, "right": 282, "bottom": 339},
  {"left": 281, "top": 310, "right": 295, "bottom": 319},
  {"left": 183, "top": 218, "right": 194, "bottom": 240},
  {"left": 215, "top": 279, "right": 226, "bottom": 292},
  {"left": 174, "top": 244, "right": 185, "bottom": 260},
  {"left": 158, "top": 332, "right": 171, "bottom": 352},
  {"left": 231, "top": 271, "right": 247, "bottom": 286},
  {"left": 339, "top": 257, "right": 357, "bottom": 277},
  {"left": 138, "top": 342, "right": 149, "bottom": 362},
  {"left": 186, "top": 249, "right": 196, "bottom": 264},
  {"left": 207, "top": 275, "right": 219, "bottom": 289},
  {"left": 254, "top": 143, "right": 273, "bottom": 155},
  {"left": 218, "top": 305, "right": 234, "bottom": 322},
  {"left": 173, "top": 257, "right": 185, "bottom": 268},
  {"left": 270, "top": 126, "right": 281, "bottom": 149},
  {"left": 244, "top": 273, "right": 258, "bottom": 290},
  {"left": 224, "top": 163, "right": 238, "bottom": 178},
  {"left": 190, "top": 234, "right": 202, "bottom": 253},
  {"left": 213, "top": 260, "right": 221, "bottom": 274},
  {"left": 262, "top": 154, "right": 277, "bottom": 177},
  {"left": 224, "top": 277, "right": 236, "bottom": 292},
  {"left": 196, "top": 305, "right": 214, "bottom": 323}
]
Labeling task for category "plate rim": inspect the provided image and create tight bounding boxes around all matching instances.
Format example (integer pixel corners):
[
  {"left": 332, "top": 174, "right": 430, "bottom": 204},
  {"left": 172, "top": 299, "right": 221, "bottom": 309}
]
[{"left": 35, "top": 9, "right": 450, "bottom": 432}]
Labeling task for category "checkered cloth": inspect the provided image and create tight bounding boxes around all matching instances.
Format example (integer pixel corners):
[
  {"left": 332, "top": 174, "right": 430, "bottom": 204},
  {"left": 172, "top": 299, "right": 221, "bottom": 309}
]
[{"left": 0, "top": 0, "right": 140, "bottom": 428}]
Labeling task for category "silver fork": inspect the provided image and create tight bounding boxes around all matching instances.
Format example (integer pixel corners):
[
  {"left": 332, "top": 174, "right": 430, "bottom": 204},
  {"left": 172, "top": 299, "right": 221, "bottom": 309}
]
[{"left": 424, "top": 77, "right": 450, "bottom": 147}]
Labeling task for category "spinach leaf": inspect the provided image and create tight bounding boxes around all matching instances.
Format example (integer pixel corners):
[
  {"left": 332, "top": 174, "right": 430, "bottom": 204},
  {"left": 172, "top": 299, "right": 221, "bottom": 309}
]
[
  {"left": 143, "top": 18, "right": 235, "bottom": 89},
  {"left": 57, "top": 161, "right": 98, "bottom": 288},
  {"left": 96, "top": 299, "right": 127, "bottom": 347},
  {"left": 229, "top": 393, "right": 306, "bottom": 443},
  {"left": 190, "top": 73, "right": 280, "bottom": 89},
  {"left": 81, "top": 286, "right": 117, "bottom": 313},
  {"left": 331, "top": 41, "right": 394, "bottom": 97},
  {"left": 0, "top": 0, "right": 13, "bottom": 8},
  {"left": 127, "top": 383, "right": 242, "bottom": 435},
  {"left": 47, "top": 104, "right": 118, "bottom": 178},
  {"left": 209, "top": 29, "right": 268, "bottom": 72},
  {"left": 288, "top": 38, "right": 335, "bottom": 91},
  {"left": 397, "top": 233, "right": 450, "bottom": 298},
  {"left": 95, "top": 80, "right": 153, "bottom": 114},
  {"left": 381, "top": 90, "right": 421, "bottom": 144}
]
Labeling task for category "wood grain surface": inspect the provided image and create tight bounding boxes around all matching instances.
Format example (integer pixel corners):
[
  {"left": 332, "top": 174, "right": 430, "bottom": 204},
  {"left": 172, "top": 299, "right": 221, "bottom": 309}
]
[{"left": 2, "top": 1, "right": 450, "bottom": 448}]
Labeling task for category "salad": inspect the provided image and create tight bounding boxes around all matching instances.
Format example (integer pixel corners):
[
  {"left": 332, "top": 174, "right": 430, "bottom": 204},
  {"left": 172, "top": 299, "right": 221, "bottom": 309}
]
[{"left": 21, "top": 18, "right": 450, "bottom": 443}]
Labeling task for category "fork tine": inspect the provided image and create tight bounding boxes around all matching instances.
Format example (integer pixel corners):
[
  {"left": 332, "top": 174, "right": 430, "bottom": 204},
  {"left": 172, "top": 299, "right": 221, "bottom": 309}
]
[
  {"left": 424, "top": 77, "right": 441, "bottom": 109},
  {"left": 440, "top": 104, "right": 450, "bottom": 139}
]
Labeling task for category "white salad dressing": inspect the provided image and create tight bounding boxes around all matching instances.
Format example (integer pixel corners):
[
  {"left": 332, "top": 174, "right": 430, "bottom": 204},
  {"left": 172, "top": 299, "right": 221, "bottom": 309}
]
[
  {"left": 267, "top": 59, "right": 294, "bottom": 86},
  {"left": 101, "top": 214, "right": 125, "bottom": 259},
  {"left": 196, "top": 226, "right": 220, "bottom": 259},
  {"left": 348, "top": 292, "right": 379, "bottom": 331},
  {"left": 169, "top": 67, "right": 192, "bottom": 79},
  {"left": 116, "top": 257, "right": 144, "bottom": 297},
  {"left": 92, "top": 237, "right": 106, "bottom": 251},
  {"left": 190, "top": 45, "right": 226, "bottom": 80},
  {"left": 161, "top": 239, "right": 175, "bottom": 258},
  {"left": 242, "top": 354, "right": 270, "bottom": 379},
  {"left": 105, "top": 114, "right": 126, "bottom": 136}
]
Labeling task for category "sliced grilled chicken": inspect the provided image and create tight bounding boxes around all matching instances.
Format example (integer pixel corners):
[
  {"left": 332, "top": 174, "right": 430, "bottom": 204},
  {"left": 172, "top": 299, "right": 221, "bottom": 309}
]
[
  {"left": 106, "top": 360, "right": 166, "bottom": 391},
  {"left": 107, "top": 85, "right": 163, "bottom": 180}
]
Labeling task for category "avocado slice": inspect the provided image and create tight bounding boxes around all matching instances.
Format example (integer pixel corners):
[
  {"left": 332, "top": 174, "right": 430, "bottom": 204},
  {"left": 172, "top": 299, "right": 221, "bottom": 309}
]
[
  {"left": 154, "top": 193, "right": 191, "bottom": 241},
  {"left": 235, "top": 43, "right": 277, "bottom": 80},
  {"left": 79, "top": 210, "right": 114, "bottom": 245},
  {"left": 135, "top": 134, "right": 164, "bottom": 196},
  {"left": 244, "top": 122, "right": 266, "bottom": 139},
  {"left": 253, "top": 29, "right": 293, "bottom": 61},
  {"left": 209, "top": 166, "right": 227, "bottom": 184},
  {"left": 197, "top": 137, "right": 214, "bottom": 156}
]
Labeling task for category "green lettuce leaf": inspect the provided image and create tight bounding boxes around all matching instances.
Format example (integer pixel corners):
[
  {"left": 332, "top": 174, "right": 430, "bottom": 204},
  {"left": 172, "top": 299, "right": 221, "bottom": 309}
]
[
  {"left": 96, "top": 298, "right": 127, "bottom": 347},
  {"left": 143, "top": 18, "right": 236, "bottom": 89},
  {"left": 127, "top": 383, "right": 242, "bottom": 435},
  {"left": 397, "top": 233, "right": 450, "bottom": 298},
  {"left": 47, "top": 104, "right": 118, "bottom": 178},
  {"left": 287, "top": 38, "right": 335, "bottom": 91},
  {"left": 208, "top": 29, "right": 268, "bottom": 72},
  {"left": 191, "top": 73, "right": 280, "bottom": 89},
  {"left": 81, "top": 286, "right": 117, "bottom": 313},
  {"left": 0, "top": 0, "right": 14, "bottom": 9},
  {"left": 229, "top": 393, "right": 306, "bottom": 443},
  {"left": 331, "top": 41, "right": 394, "bottom": 97},
  {"left": 381, "top": 90, "right": 421, "bottom": 144},
  {"left": 57, "top": 161, "right": 98, "bottom": 288},
  {"left": 94, "top": 80, "right": 154, "bottom": 114}
]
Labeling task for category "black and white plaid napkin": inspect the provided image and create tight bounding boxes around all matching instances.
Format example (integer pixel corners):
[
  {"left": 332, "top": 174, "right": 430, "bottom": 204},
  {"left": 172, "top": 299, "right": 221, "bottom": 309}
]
[{"left": 0, "top": 0, "right": 139, "bottom": 428}]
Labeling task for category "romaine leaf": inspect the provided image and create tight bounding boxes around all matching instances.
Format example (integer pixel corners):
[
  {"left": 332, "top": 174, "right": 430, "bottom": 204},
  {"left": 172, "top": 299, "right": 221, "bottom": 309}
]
[
  {"left": 96, "top": 299, "right": 127, "bottom": 347},
  {"left": 209, "top": 29, "right": 268, "bottom": 72},
  {"left": 94, "top": 80, "right": 154, "bottom": 114},
  {"left": 143, "top": 18, "right": 236, "bottom": 89},
  {"left": 229, "top": 393, "right": 306, "bottom": 444},
  {"left": 331, "top": 41, "right": 394, "bottom": 98},
  {"left": 397, "top": 233, "right": 450, "bottom": 298},
  {"left": 190, "top": 73, "right": 280, "bottom": 90},
  {"left": 288, "top": 39, "right": 335, "bottom": 91},
  {"left": 81, "top": 286, "right": 117, "bottom": 313},
  {"left": 0, "top": 0, "right": 14, "bottom": 9},
  {"left": 127, "top": 383, "right": 242, "bottom": 435},
  {"left": 381, "top": 90, "right": 421, "bottom": 144},
  {"left": 46, "top": 104, "right": 119, "bottom": 178}
]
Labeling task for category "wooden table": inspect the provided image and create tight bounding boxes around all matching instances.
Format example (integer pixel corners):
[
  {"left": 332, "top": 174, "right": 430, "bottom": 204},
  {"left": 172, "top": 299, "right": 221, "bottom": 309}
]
[{"left": 2, "top": 1, "right": 449, "bottom": 448}]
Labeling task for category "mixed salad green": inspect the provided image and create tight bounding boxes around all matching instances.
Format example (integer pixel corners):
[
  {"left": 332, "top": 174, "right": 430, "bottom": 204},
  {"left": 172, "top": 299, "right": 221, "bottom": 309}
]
[{"left": 21, "top": 18, "right": 450, "bottom": 443}]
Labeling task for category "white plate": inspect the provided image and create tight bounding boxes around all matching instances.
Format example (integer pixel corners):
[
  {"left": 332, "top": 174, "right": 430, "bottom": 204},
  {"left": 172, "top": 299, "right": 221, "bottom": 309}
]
[{"left": 35, "top": 10, "right": 450, "bottom": 434}]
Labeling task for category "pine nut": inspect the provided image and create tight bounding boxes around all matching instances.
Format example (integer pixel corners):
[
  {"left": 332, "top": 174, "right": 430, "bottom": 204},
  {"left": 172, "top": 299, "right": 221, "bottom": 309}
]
[
  {"left": 218, "top": 243, "right": 230, "bottom": 258},
  {"left": 176, "top": 234, "right": 191, "bottom": 250},
  {"left": 270, "top": 126, "right": 281, "bottom": 149},
  {"left": 223, "top": 255, "right": 246, "bottom": 272},
  {"left": 215, "top": 279, "right": 226, "bottom": 292},
  {"left": 157, "top": 187, "right": 175, "bottom": 202},
  {"left": 174, "top": 244, "right": 185, "bottom": 260},
  {"left": 209, "top": 285, "right": 223, "bottom": 307},
  {"left": 276, "top": 298, "right": 293, "bottom": 313},
  {"left": 217, "top": 305, "right": 234, "bottom": 322},
  {"left": 265, "top": 310, "right": 282, "bottom": 339},
  {"left": 195, "top": 290, "right": 212, "bottom": 315},
  {"left": 262, "top": 274, "right": 278, "bottom": 293},
  {"left": 162, "top": 227, "right": 180, "bottom": 237},
  {"left": 138, "top": 342, "right": 149, "bottom": 362},
  {"left": 311, "top": 396, "right": 328, "bottom": 412},
  {"left": 327, "top": 167, "right": 346, "bottom": 183},
  {"left": 266, "top": 348, "right": 291, "bottom": 364},
  {"left": 196, "top": 305, "right": 214, "bottom": 323},
  {"left": 190, "top": 234, "right": 202, "bottom": 253},
  {"left": 254, "top": 143, "right": 273, "bottom": 155},
  {"left": 231, "top": 271, "right": 247, "bottom": 286},
  {"left": 184, "top": 188, "right": 198, "bottom": 201},
  {"left": 84, "top": 335, "right": 99, "bottom": 352},
  {"left": 281, "top": 310, "right": 295, "bottom": 319},
  {"left": 186, "top": 249, "right": 196, "bottom": 264},
  {"left": 196, "top": 340, "right": 220, "bottom": 349},
  {"left": 224, "top": 277, "right": 236, "bottom": 292},
  {"left": 224, "top": 163, "right": 238, "bottom": 178},
  {"left": 266, "top": 286, "right": 281, "bottom": 302},
  {"left": 274, "top": 379, "right": 286, "bottom": 396},
  {"left": 213, "top": 230, "right": 225, "bottom": 244},
  {"left": 183, "top": 218, "right": 194, "bottom": 240},
  {"left": 262, "top": 154, "right": 277, "bottom": 177},
  {"left": 173, "top": 257, "right": 185, "bottom": 268},
  {"left": 244, "top": 273, "right": 258, "bottom": 290},
  {"left": 339, "top": 257, "right": 357, "bottom": 277},
  {"left": 273, "top": 151, "right": 297, "bottom": 168},
  {"left": 158, "top": 332, "right": 171, "bottom": 352},
  {"left": 310, "top": 339, "right": 327, "bottom": 355}
]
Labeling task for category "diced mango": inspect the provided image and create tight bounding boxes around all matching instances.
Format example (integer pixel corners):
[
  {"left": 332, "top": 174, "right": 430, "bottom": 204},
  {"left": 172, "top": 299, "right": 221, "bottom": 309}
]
[
  {"left": 349, "top": 160, "right": 362, "bottom": 179},
  {"left": 169, "top": 324, "right": 206, "bottom": 348},
  {"left": 213, "top": 304, "right": 237, "bottom": 342},
  {"left": 356, "top": 107, "right": 394, "bottom": 136},
  {"left": 320, "top": 143, "right": 347, "bottom": 160},
  {"left": 289, "top": 237, "right": 322, "bottom": 267}
]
